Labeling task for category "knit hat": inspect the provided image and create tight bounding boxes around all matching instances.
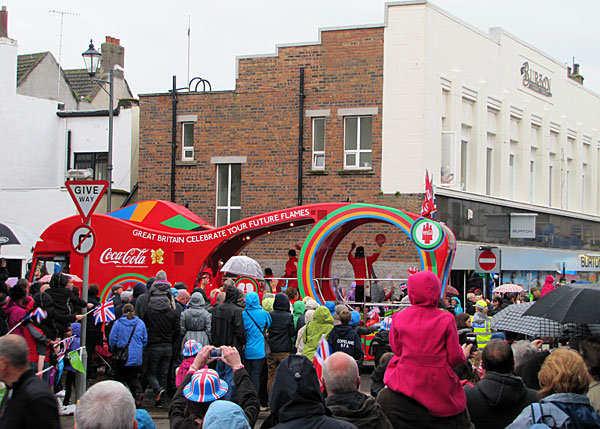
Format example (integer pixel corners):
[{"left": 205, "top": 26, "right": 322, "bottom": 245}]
[
  {"left": 183, "top": 369, "right": 228, "bottom": 402},
  {"left": 156, "top": 270, "right": 167, "bottom": 281},
  {"left": 475, "top": 299, "right": 488, "bottom": 309},
  {"left": 182, "top": 340, "right": 202, "bottom": 357}
]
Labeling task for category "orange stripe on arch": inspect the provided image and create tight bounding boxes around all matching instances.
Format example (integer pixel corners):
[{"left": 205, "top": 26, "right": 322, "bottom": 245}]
[{"left": 131, "top": 201, "right": 157, "bottom": 222}]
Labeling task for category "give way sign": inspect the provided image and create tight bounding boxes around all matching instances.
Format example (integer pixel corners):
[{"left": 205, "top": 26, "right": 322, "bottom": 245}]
[
  {"left": 65, "top": 181, "right": 109, "bottom": 223},
  {"left": 476, "top": 248, "right": 500, "bottom": 273}
]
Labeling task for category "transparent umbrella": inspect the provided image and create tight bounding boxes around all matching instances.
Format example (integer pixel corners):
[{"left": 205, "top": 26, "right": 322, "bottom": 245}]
[{"left": 220, "top": 255, "right": 264, "bottom": 280}]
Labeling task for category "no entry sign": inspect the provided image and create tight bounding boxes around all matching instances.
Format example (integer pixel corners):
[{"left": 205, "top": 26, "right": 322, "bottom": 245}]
[{"left": 476, "top": 248, "right": 500, "bottom": 273}]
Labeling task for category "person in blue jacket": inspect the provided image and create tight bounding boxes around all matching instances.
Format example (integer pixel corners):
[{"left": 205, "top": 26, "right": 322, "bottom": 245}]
[
  {"left": 109, "top": 303, "right": 148, "bottom": 406},
  {"left": 242, "top": 292, "right": 272, "bottom": 395}
]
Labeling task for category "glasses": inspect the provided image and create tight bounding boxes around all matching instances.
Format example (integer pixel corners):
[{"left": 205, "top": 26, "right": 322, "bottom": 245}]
[{"left": 201, "top": 276, "right": 209, "bottom": 280}]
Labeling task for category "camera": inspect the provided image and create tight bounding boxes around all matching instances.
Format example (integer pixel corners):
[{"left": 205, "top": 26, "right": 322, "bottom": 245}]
[
  {"left": 209, "top": 348, "right": 222, "bottom": 359},
  {"left": 465, "top": 334, "right": 478, "bottom": 350}
]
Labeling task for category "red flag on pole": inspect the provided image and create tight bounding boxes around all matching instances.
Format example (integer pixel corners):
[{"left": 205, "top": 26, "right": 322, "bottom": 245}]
[{"left": 421, "top": 170, "right": 437, "bottom": 220}]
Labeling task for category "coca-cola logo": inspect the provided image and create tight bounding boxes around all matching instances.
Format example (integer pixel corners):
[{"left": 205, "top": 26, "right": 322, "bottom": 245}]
[{"left": 100, "top": 248, "right": 149, "bottom": 266}]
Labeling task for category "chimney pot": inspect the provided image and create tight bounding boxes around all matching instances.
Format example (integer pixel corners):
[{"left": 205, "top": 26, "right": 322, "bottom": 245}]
[
  {"left": 1, "top": 6, "right": 8, "bottom": 38},
  {"left": 573, "top": 63, "right": 580, "bottom": 75},
  {"left": 567, "top": 66, "right": 572, "bottom": 76},
  {"left": 115, "top": 38, "right": 120, "bottom": 45}
]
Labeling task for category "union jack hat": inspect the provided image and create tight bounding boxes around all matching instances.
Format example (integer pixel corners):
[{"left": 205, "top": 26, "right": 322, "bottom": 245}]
[
  {"left": 380, "top": 317, "right": 392, "bottom": 331},
  {"left": 183, "top": 369, "right": 228, "bottom": 403},
  {"left": 182, "top": 340, "right": 202, "bottom": 357}
]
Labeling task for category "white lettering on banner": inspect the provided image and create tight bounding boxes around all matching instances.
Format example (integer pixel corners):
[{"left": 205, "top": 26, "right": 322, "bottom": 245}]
[
  {"left": 100, "top": 248, "right": 149, "bottom": 266},
  {"left": 132, "top": 209, "right": 312, "bottom": 243}
]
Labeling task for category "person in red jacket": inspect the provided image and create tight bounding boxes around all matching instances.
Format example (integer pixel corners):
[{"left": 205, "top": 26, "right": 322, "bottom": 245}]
[
  {"left": 540, "top": 274, "right": 555, "bottom": 297},
  {"left": 282, "top": 249, "right": 298, "bottom": 291},
  {"left": 347, "top": 241, "right": 383, "bottom": 303},
  {"left": 378, "top": 270, "right": 473, "bottom": 428}
]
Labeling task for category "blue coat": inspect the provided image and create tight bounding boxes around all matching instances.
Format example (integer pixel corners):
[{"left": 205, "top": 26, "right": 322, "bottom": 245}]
[
  {"left": 109, "top": 315, "right": 147, "bottom": 366},
  {"left": 242, "top": 293, "right": 271, "bottom": 359}
]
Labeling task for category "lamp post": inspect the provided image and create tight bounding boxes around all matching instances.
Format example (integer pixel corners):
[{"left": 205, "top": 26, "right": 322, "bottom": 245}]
[{"left": 82, "top": 40, "right": 113, "bottom": 212}]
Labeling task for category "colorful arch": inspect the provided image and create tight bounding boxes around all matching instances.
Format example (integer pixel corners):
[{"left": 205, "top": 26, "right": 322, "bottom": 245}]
[
  {"left": 100, "top": 273, "right": 149, "bottom": 302},
  {"left": 298, "top": 203, "right": 456, "bottom": 305}
]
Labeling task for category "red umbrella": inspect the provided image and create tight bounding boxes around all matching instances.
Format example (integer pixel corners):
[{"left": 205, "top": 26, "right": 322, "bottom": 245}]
[{"left": 444, "top": 285, "right": 459, "bottom": 297}]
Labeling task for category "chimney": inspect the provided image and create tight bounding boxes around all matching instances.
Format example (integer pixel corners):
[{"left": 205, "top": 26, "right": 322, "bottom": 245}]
[
  {"left": 568, "top": 63, "right": 584, "bottom": 85},
  {"left": 1, "top": 6, "right": 8, "bottom": 38},
  {"left": 100, "top": 35, "right": 124, "bottom": 78}
]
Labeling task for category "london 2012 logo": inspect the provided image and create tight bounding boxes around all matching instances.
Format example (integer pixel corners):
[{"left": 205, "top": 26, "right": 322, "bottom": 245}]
[{"left": 410, "top": 218, "right": 445, "bottom": 251}]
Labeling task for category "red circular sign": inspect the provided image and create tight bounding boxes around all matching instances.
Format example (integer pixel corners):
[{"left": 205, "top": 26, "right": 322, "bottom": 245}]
[
  {"left": 478, "top": 250, "right": 497, "bottom": 271},
  {"left": 375, "top": 233, "right": 387, "bottom": 245}
]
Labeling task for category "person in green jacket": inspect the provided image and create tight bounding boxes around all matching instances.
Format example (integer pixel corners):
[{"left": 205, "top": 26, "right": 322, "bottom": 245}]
[
  {"left": 293, "top": 301, "right": 306, "bottom": 330},
  {"left": 302, "top": 306, "right": 334, "bottom": 360}
]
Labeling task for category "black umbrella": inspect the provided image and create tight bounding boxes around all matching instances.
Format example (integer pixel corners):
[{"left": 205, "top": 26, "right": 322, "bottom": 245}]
[
  {"left": 0, "top": 222, "right": 39, "bottom": 246},
  {"left": 523, "top": 284, "right": 600, "bottom": 325}
]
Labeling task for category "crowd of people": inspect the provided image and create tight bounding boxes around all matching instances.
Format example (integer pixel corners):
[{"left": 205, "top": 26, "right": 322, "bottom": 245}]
[{"left": 1, "top": 266, "right": 600, "bottom": 428}]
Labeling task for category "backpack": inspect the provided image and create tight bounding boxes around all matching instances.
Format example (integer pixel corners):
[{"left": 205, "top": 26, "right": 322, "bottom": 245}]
[{"left": 530, "top": 402, "right": 557, "bottom": 428}]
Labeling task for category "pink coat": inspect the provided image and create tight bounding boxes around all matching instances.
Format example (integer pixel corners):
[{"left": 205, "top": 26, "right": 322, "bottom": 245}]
[
  {"left": 175, "top": 357, "right": 195, "bottom": 388},
  {"left": 383, "top": 271, "right": 466, "bottom": 417},
  {"left": 540, "top": 275, "right": 555, "bottom": 297}
]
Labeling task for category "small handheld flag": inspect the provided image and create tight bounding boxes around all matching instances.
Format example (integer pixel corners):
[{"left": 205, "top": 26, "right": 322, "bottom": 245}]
[
  {"left": 32, "top": 307, "right": 47, "bottom": 324},
  {"left": 68, "top": 349, "right": 86, "bottom": 374},
  {"left": 93, "top": 299, "right": 116, "bottom": 324},
  {"left": 312, "top": 335, "right": 332, "bottom": 391}
]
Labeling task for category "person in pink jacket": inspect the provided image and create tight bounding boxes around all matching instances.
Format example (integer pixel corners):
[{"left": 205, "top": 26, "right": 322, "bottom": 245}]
[
  {"left": 377, "top": 270, "right": 473, "bottom": 428},
  {"left": 540, "top": 275, "right": 555, "bottom": 297}
]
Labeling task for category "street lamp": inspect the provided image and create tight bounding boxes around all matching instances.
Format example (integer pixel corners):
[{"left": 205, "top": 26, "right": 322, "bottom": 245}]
[{"left": 82, "top": 39, "right": 114, "bottom": 212}]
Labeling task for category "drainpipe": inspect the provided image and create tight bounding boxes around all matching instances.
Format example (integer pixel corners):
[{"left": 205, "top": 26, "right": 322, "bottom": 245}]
[
  {"left": 171, "top": 75, "right": 177, "bottom": 202},
  {"left": 298, "top": 67, "right": 305, "bottom": 206}
]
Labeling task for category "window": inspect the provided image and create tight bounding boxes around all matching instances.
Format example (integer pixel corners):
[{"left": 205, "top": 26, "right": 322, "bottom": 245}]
[
  {"left": 509, "top": 154, "right": 515, "bottom": 200},
  {"left": 216, "top": 164, "right": 241, "bottom": 227},
  {"left": 460, "top": 125, "right": 470, "bottom": 191},
  {"left": 486, "top": 148, "right": 493, "bottom": 196},
  {"left": 312, "top": 118, "right": 325, "bottom": 169},
  {"left": 344, "top": 116, "right": 372, "bottom": 169},
  {"left": 529, "top": 159, "right": 535, "bottom": 203},
  {"left": 441, "top": 132, "right": 456, "bottom": 185},
  {"left": 74, "top": 152, "right": 108, "bottom": 180},
  {"left": 548, "top": 160, "right": 553, "bottom": 207},
  {"left": 182, "top": 123, "right": 194, "bottom": 161},
  {"left": 582, "top": 164, "right": 587, "bottom": 212}
]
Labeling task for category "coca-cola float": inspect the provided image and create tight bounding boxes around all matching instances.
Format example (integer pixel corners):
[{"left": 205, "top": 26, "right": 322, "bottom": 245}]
[{"left": 31, "top": 200, "right": 456, "bottom": 304}]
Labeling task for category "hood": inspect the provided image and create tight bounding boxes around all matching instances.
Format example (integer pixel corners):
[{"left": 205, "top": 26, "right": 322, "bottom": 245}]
[
  {"left": 305, "top": 299, "right": 318, "bottom": 311},
  {"left": 477, "top": 372, "right": 531, "bottom": 407},
  {"left": 324, "top": 301, "right": 336, "bottom": 315},
  {"left": 262, "top": 297, "right": 274, "bottom": 312},
  {"left": 152, "top": 280, "right": 172, "bottom": 293},
  {"left": 326, "top": 391, "right": 377, "bottom": 414},
  {"left": 202, "top": 269, "right": 214, "bottom": 281},
  {"left": 269, "top": 354, "right": 326, "bottom": 422},
  {"left": 293, "top": 301, "right": 306, "bottom": 316},
  {"left": 188, "top": 292, "right": 205, "bottom": 308},
  {"left": 149, "top": 281, "right": 172, "bottom": 311},
  {"left": 350, "top": 310, "right": 361, "bottom": 326},
  {"left": 408, "top": 271, "right": 441, "bottom": 307},
  {"left": 225, "top": 285, "right": 239, "bottom": 304},
  {"left": 132, "top": 283, "right": 146, "bottom": 298},
  {"left": 33, "top": 292, "right": 53, "bottom": 310},
  {"left": 244, "top": 292, "right": 262, "bottom": 311},
  {"left": 70, "top": 322, "right": 81, "bottom": 337},
  {"left": 544, "top": 275, "right": 555, "bottom": 284},
  {"left": 203, "top": 400, "right": 250, "bottom": 429},
  {"left": 313, "top": 306, "right": 334, "bottom": 325},
  {"left": 118, "top": 315, "right": 141, "bottom": 327},
  {"left": 304, "top": 309, "right": 315, "bottom": 325},
  {"left": 274, "top": 293, "right": 290, "bottom": 312}
]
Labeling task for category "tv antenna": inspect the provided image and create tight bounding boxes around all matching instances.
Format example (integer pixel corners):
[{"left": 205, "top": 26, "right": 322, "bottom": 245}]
[{"left": 49, "top": 9, "right": 79, "bottom": 102}]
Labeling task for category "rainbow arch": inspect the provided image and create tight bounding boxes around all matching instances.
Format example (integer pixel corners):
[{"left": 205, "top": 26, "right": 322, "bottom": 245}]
[
  {"left": 298, "top": 203, "right": 456, "bottom": 305},
  {"left": 100, "top": 273, "right": 149, "bottom": 302}
]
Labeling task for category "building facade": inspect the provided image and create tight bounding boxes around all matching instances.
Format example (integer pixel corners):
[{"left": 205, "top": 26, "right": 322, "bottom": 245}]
[{"left": 139, "top": 1, "right": 600, "bottom": 292}]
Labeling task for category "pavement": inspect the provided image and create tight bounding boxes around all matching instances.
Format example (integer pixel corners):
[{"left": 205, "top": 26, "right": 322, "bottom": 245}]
[{"left": 60, "top": 364, "right": 375, "bottom": 428}]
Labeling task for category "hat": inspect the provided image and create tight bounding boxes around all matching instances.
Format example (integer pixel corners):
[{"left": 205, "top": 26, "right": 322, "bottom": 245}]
[
  {"left": 182, "top": 340, "right": 202, "bottom": 357},
  {"left": 174, "top": 282, "right": 187, "bottom": 290},
  {"left": 380, "top": 317, "right": 392, "bottom": 331},
  {"left": 156, "top": 270, "right": 167, "bottom": 281},
  {"left": 170, "top": 287, "right": 179, "bottom": 297},
  {"left": 475, "top": 299, "right": 488, "bottom": 309},
  {"left": 183, "top": 369, "right": 228, "bottom": 402}
]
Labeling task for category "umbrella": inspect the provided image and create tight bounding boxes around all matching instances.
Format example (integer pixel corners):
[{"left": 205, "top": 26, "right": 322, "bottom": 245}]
[
  {"left": 38, "top": 273, "right": 83, "bottom": 284},
  {"left": 491, "top": 302, "right": 599, "bottom": 337},
  {"left": 494, "top": 284, "right": 524, "bottom": 294},
  {"left": 0, "top": 222, "right": 40, "bottom": 246},
  {"left": 220, "top": 255, "right": 264, "bottom": 280},
  {"left": 524, "top": 284, "right": 600, "bottom": 325},
  {"left": 444, "top": 285, "right": 459, "bottom": 296}
]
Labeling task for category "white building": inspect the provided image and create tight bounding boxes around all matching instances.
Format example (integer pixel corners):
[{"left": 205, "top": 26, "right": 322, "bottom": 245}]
[
  {"left": 0, "top": 7, "right": 138, "bottom": 277},
  {"left": 381, "top": 1, "right": 600, "bottom": 290}
]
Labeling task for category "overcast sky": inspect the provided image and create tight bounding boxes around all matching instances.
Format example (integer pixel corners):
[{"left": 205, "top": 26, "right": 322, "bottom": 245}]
[{"left": 4, "top": 1, "right": 600, "bottom": 96}]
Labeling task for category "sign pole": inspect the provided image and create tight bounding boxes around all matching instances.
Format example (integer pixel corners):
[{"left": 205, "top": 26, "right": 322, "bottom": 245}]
[{"left": 75, "top": 218, "right": 90, "bottom": 400}]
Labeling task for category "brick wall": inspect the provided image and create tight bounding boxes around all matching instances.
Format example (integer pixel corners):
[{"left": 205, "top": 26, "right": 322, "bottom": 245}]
[{"left": 139, "top": 26, "right": 425, "bottom": 277}]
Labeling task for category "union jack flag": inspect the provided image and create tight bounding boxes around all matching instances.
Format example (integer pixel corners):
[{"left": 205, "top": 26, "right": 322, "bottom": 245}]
[
  {"left": 93, "top": 298, "right": 116, "bottom": 324},
  {"left": 56, "top": 336, "right": 75, "bottom": 361},
  {"left": 31, "top": 307, "right": 47, "bottom": 324},
  {"left": 312, "top": 335, "right": 332, "bottom": 391},
  {"left": 367, "top": 307, "right": 379, "bottom": 320}
]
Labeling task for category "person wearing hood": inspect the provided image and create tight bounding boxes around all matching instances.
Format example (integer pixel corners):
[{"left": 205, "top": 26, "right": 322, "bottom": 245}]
[
  {"left": 134, "top": 276, "right": 155, "bottom": 319},
  {"left": 130, "top": 281, "right": 148, "bottom": 307},
  {"left": 323, "top": 352, "right": 392, "bottom": 429},
  {"left": 378, "top": 270, "right": 473, "bottom": 428},
  {"left": 211, "top": 285, "right": 246, "bottom": 400},
  {"left": 540, "top": 275, "right": 556, "bottom": 297},
  {"left": 180, "top": 292, "right": 212, "bottom": 346},
  {"left": 302, "top": 306, "right": 334, "bottom": 360},
  {"left": 242, "top": 292, "right": 272, "bottom": 395},
  {"left": 63, "top": 322, "right": 81, "bottom": 406},
  {"left": 142, "top": 270, "right": 180, "bottom": 407},
  {"left": 292, "top": 301, "right": 305, "bottom": 331},
  {"left": 262, "top": 354, "right": 357, "bottom": 428},
  {"left": 328, "top": 310, "right": 363, "bottom": 360},
  {"left": 197, "top": 265, "right": 223, "bottom": 299},
  {"left": 465, "top": 339, "right": 537, "bottom": 429},
  {"left": 267, "top": 293, "right": 295, "bottom": 392},
  {"left": 45, "top": 273, "right": 91, "bottom": 335},
  {"left": 296, "top": 298, "right": 318, "bottom": 331},
  {"left": 109, "top": 303, "right": 148, "bottom": 406},
  {"left": 295, "top": 309, "right": 314, "bottom": 355}
]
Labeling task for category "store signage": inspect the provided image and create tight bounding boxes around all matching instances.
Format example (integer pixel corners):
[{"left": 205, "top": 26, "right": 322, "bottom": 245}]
[
  {"left": 520, "top": 61, "right": 552, "bottom": 98},
  {"left": 580, "top": 254, "right": 600, "bottom": 269},
  {"left": 510, "top": 213, "right": 537, "bottom": 239}
]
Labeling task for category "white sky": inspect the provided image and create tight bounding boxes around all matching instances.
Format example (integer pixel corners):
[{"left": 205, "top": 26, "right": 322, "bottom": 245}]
[{"left": 4, "top": 0, "right": 600, "bottom": 96}]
